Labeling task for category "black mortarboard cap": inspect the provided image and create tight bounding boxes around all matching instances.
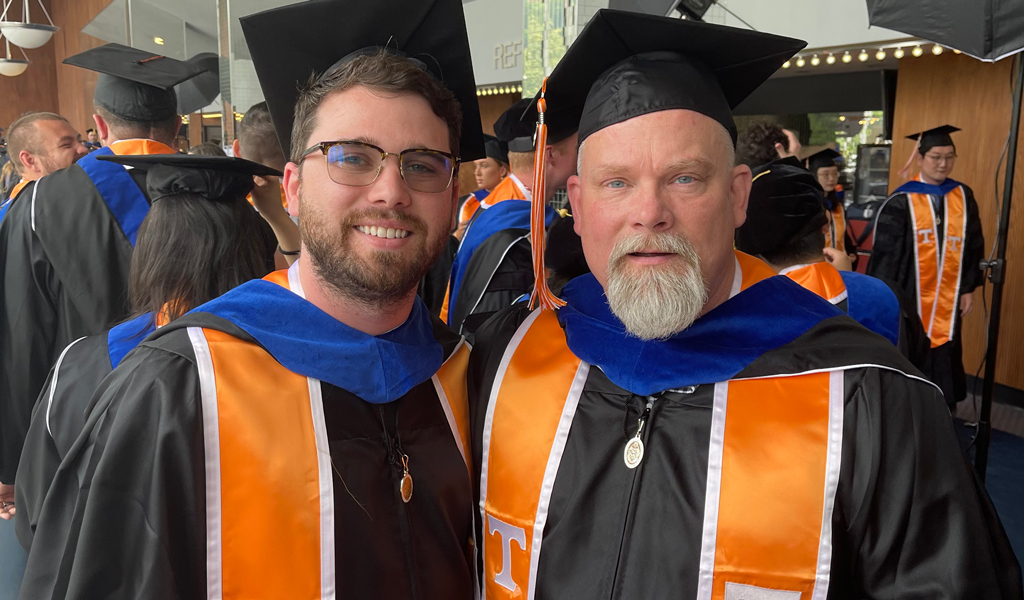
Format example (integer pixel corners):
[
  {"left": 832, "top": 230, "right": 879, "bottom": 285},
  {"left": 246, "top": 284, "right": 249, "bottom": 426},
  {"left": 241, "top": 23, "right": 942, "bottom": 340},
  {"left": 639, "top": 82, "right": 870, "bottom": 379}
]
[
  {"left": 542, "top": 10, "right": 805, "bottom": 145},
  {"left": 240, "top": 0, "right": 484, "bottom": 162},
  {"left": 906, "top": 125, "right": 960, "bottom": 152},
  {"left": 97, "top": 154, "right": 281, "bottom": 203},
  {"left": 805, "top": 148, "right": 842, "bottom": 173},
  {"left": 735, "top": 160, "right": 828, "bottom": 256},
  {"left": 482, "top": 134, "right": 509, "bottom": 165},
  {"left": 494, "top": 98, "right": 537, "bottom": 153},
  {"left": 63, "top": 43, "right": 206, "bottom": 122}
]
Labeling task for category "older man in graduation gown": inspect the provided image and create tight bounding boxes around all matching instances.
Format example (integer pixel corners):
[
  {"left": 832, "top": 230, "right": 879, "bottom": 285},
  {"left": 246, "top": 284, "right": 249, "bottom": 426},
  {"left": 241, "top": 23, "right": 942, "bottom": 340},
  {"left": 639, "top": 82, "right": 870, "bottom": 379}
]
[
  {"left": 36, "top": 2, "right": 483, "bottom": 599},
  {"left": 468, "top": 11, "right": 1020, "bottom": 600},
  {"left": 0, "top": 45, "right": 206, "bottom": 487},
  {"left": 867, "top": 125, "right": 984, "bottom": 407}
]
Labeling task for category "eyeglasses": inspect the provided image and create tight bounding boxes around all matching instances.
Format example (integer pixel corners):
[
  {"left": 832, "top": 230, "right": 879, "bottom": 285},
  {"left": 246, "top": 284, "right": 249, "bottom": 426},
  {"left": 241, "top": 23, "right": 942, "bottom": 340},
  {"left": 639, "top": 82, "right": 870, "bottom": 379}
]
[
  {"left": 300, "top": 140, "right": 459, "bottom": 193},
  {"left": 924, "top": 153, "right": 957, "bottom": 164}
]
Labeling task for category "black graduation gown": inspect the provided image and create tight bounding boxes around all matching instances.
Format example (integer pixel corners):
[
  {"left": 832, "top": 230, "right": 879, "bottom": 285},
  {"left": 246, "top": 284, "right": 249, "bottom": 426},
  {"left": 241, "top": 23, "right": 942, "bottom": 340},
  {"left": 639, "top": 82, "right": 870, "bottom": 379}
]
[
  {"left": 418, "top": 235, "right": 459, "bottom": 317},
  {"left": 19, "top": 313, "right": 475, "bottom": 600},
  {"left": 867, "top": 185, "right": 985, "bottom": 404},
  {"left": 0, "top": 165, "right": 150, "bottom": 483},
  {"left": 13, "top": 333, "right": 117, "bottom": 552},
  {"left": 468, "top": 305, "right": 1021, "bottom": 600},
  {"left": 450, "top": 227, "right": 533, "bottom": 336}
]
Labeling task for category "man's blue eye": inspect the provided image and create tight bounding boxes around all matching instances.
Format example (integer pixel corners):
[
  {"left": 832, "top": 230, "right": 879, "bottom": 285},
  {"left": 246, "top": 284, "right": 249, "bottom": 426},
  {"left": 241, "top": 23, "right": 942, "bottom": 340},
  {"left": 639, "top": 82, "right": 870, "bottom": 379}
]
[
  {"left": 607, "top": 180, "right": 626, "bottom": 189},
  {"left": 676, "top": 175, "right": 694, "bottom": 184}
]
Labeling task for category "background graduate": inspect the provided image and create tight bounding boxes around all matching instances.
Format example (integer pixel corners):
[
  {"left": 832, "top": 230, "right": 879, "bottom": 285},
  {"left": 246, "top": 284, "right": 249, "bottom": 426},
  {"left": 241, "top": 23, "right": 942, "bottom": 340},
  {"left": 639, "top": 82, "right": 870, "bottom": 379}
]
[
  {"left": 805, "top": 147, "right": 857, "bottom": 258},
  {"left": 867, "top": 125, "right": 985, "bottom": 407},
  {"left": 736, "top": 158, "right": 931, "bottom": 369},
  {"left": 14, "top": 155, "right": 277, "bottom": 595},
  {"left": 469, "top": 11, "right": 1020, "bottom": 599},
  {"left": 38, "top": 1, "right": 484, "bottom": 598},
  {"left": 0, "top": 44, "right": 206, "bottom": 487},
  {"left": 454, "top": 134, "right": 509, "bottom": 238}
]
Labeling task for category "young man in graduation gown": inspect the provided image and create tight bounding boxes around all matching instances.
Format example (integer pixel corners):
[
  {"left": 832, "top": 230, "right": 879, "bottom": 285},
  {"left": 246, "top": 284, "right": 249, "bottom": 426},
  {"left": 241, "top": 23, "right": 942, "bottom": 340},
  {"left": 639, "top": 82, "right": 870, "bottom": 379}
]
[
  {"left": 736, "top": 159, "right": 931, "bottom": 369},
  {"left": 0, "top": 44, "right": 205, "bottom": 512},
  {"left": 13, "top": 155, "right": 277, "bottom": 576},
  {"left": 469, "top": 11, "right": 1020, "bottom": 599},
  {"left": 454, "top": 134, "right": 510, "bottom": 238},
  {"left": 442, "top": 98, "right": 577, "bottom": 335},
  {"left": 0, "top": 112, "right": 88, "bottom": 223},
  {"left": 41, "top": 2, "right": 484, "bottom": 598},
  {"left": 806, "top": 147, "right": 857, "bottom": 257},
  {"left": 867, "top": 125, "right": 985, "bottom": 407}
]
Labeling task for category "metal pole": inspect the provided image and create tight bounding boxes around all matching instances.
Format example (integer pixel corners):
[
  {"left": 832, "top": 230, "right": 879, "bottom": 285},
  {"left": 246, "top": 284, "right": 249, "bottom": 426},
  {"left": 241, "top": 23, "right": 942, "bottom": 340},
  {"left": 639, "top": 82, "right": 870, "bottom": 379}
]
[{"left": 975, "top": 53, "right": 1024, "bottom": 481}]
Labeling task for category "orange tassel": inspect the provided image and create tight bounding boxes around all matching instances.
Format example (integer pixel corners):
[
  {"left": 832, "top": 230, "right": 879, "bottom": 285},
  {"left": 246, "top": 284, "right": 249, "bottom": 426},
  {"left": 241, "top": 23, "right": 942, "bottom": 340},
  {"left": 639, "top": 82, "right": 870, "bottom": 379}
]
[
  {"left": 897, "top": 133, "right": 922, "bottom": 180},
  {"left": 529, "top": 78, "right": 566, "bottom": 311}
]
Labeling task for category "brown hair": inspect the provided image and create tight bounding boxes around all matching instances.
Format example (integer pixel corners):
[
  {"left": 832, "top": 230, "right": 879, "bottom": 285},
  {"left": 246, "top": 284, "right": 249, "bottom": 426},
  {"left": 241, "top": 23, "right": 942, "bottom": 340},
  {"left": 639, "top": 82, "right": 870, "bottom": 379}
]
[
  {"left": 95, "top": 104, "right": 179, "bottom": 146},
  {"left": 188, "top": 142, "right": 227, "bottom": 157},
  {"left": 6, "top": 111, "right": 70, "bottom": 173},
  {"left": 508, "top": 150, "right": 535, "bottom": 176},
  {"left": 290, "top": 50, "right": 463, "bottom": 164},
  {"left": 128, "top": 192, "right": 276, "bottom": 323},
  {"left": 736, "top": 120, "right": 788, "bottom": 168},
  {"left": 238, "top": 101, "right": 286, "bottom": 170}
]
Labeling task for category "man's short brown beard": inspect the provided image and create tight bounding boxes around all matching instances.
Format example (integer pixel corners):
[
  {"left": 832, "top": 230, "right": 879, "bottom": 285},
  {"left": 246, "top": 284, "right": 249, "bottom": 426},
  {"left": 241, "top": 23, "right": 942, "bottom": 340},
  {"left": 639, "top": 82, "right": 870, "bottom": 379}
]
[
  {"left": 605, "top": 232, "right": 709, "bottom": 340},
  {"left": 300, "top": 199, "right": 448, "bottom": 309}
]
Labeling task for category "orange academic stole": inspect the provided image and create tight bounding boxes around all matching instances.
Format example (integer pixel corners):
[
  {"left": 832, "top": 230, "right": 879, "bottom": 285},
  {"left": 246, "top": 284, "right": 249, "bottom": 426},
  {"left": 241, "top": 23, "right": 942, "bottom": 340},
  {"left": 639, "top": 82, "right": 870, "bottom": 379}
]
[
  {"left": 907, "top": 186, "right": 967, "bottom": 347},
  {"left": 480, "top": 308, "right": 844, "bottom": 599},
  {"left": 783, "top": 262, "right": 848, "bottom": 305},
  {"left": 824, "top": 203, "right": 847, "bottom": 252},
  {"left": 189, "top": 263, "right": 472, "bottom": 599}
]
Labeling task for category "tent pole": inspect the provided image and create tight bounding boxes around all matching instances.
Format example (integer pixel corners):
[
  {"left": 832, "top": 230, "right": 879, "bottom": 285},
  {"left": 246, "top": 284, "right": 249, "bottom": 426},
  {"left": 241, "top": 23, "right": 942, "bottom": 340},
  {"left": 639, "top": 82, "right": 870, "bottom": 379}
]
[{"left": 975, "top": 53, "right": 1024, "bottom": 481}]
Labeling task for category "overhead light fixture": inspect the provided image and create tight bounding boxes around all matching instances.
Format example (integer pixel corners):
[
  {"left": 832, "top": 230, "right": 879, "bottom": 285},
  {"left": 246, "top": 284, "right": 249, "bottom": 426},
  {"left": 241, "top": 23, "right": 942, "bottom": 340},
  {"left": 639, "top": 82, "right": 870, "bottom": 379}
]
[
  {"left": 516, "top": 84, "right": 523, "bottom": 93},
  {"left": 932, "top": 44, "right": 944, "bottom": 55},
  {"left": 858, "top": 49, "right": 869, "bottom": 62},
  {"left": 782, "top": 60, "right": 790, "bottom": 69},
  {"left": 912, "top": 46, "right": 924, "bottom": 57},
  {"left": 953, "top": 49, "right": 962, "bottom": 55},
  {"left": 875, "top": 49, "right": 886, "bottom": 60},
  {"left": 0, "top": 0, "right": 59, "bottom": 49},
  {"left": 842, "top": 51, "right": 852, "bottom": 63},
  {"left": 795, "top": 56, "right": 805, "bottom": 68},
  {"left": 826, "top": 53, "right": 836, "bottom": 65},
  {"left": 0, "top": 34, "right": 28, "bottom": 76},
  {"left": 154, "top": 36, "right": 164, "bottom": 45},
  {"left": 810, "top": 54, "right": 820, "bottom": 66},
  {"left": 894, "top": 47, "right": 905, "bottom": 59},
  {"left": 839, "top": 115, "right": 846, "bottom": 121}
]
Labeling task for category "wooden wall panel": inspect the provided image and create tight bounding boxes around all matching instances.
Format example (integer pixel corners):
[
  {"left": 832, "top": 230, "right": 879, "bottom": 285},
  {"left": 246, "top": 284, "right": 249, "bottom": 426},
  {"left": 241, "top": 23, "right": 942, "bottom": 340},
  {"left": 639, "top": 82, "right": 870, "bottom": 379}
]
[
  {"left": 50, "top": 0, "right": 115, "bottom": 135},
  {"left": 889, "top": 52, "right": 1024, "bottom": 390},
  {"left": 0, "top": 0, "right": 59, "bottom": 131}
]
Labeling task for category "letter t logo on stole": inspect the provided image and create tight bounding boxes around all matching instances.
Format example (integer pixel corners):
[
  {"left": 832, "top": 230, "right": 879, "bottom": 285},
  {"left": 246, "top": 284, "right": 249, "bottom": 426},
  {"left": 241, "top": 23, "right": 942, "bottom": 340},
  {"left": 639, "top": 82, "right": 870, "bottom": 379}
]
[
  {"left": 488, "top": 515, "right": 526, "bottom": 592},
  {"left": 918, "top": 228, "right": 933, "bottom": 244}
]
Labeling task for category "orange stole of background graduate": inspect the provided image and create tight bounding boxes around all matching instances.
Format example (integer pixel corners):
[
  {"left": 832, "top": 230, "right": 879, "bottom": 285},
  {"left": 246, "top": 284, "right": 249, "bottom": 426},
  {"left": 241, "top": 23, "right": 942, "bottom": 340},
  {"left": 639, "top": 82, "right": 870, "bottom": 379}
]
[
  {"left": 907, "top": 187, "right": 966, "bottom": 347},
  {"left": 735, "top": 250, "right": 778, "bottom": 291},
  {"left": 482, "top": 310, "right": 582, "bottom": 598},
  {"left": 784, "top": 262, "right": 847, "bottom": 304},
  {"left": 824, "top": 204, "right": 846, "bottom": 252}
]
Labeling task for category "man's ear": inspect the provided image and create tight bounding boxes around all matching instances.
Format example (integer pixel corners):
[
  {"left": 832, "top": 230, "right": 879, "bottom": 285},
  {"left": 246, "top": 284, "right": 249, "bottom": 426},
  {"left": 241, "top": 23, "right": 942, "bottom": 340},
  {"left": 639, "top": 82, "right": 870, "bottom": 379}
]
[
  {"left": 17, "top": 150, "right": 37, "bottom": 175},
  {"left": 232, "top": 139, "right": 242, "bottom": 158},
  {"left": 283, "top": 162, "right": 302, "bottom": 218},
  {"left": 567, "top": 174, "right": 583, "bottom": 235},
  {"left": 730, "top": 163, "right": 752, "bottom": 228},
  {"left": 93, "top": 114, "right": 111, "bottom": 144}
]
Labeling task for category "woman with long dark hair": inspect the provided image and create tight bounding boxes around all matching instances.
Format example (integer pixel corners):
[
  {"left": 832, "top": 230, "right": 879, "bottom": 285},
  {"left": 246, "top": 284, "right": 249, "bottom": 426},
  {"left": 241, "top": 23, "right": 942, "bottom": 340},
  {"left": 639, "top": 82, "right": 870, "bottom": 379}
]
[{"left": 14, "top": 154, "right": 278, "bottom": 551}]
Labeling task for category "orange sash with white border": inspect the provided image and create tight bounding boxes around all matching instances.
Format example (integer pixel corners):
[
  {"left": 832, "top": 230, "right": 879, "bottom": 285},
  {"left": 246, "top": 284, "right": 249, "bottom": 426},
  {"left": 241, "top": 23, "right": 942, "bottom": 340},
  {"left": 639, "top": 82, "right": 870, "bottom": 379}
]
[
  {"left": 907, "top": 185, "right": 967, "bottom": 347},
  {"left": 188, "top": 262, "right": 472, "bottom": 599},
  {"left": 824, "top": 203, "right": 847, "bottom": 253},
  {"left": 782, "top": 262, "right": 848, "bottom": 306}
]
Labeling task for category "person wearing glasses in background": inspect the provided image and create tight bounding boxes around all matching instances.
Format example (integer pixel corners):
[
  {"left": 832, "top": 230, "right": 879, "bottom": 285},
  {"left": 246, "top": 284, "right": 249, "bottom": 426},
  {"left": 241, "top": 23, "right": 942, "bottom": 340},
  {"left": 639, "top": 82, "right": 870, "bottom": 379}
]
[
  {"left": 45, "top": 1, "right": 483, "bottom": 598},
  {"left": 868, "top": 125, "right": 985, "bottom": 410}
]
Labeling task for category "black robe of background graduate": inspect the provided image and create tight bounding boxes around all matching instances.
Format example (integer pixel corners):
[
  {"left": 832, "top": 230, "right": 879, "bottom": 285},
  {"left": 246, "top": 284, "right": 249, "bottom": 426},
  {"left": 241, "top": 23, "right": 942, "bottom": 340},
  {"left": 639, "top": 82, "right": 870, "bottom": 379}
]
[
  {"left": 868, "top": 180, "right": 984, "bottom": 405},
  {"left": 0, "top": 45, "right": 205, "bottom": 483}
]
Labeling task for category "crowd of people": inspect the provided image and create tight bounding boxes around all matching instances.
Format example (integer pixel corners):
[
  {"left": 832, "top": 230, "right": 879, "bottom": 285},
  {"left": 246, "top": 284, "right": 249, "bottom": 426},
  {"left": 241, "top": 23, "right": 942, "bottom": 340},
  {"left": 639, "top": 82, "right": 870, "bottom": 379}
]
[{"left": 0, "top": 1, "right": 1019, "bottom": 598}]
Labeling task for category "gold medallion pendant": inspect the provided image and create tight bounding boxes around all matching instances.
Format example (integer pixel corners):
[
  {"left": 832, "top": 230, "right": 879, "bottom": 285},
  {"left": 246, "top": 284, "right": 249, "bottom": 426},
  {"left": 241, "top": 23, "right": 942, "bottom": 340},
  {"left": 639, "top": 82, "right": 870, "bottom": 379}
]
[
  {"left": 623, "top": 436, "right": 645, "bottom": 469},
  {"left": 400, "top": 454, "right": 414, "bottom": 503}
]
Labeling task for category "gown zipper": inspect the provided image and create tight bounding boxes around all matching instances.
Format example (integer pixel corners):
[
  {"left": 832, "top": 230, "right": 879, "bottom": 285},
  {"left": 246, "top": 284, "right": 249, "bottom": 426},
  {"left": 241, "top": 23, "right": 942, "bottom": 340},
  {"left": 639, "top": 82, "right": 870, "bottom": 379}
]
[{"left": 380, "top": 404, "right": 421, "bottom": 600}]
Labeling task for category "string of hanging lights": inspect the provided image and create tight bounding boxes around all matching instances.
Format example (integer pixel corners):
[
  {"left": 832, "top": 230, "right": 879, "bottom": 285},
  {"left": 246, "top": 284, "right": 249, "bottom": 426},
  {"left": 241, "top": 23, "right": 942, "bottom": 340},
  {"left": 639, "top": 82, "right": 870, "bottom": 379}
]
[{"left": 782, "top": 41, "right": 961, "bottom": 70}]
